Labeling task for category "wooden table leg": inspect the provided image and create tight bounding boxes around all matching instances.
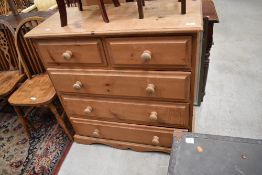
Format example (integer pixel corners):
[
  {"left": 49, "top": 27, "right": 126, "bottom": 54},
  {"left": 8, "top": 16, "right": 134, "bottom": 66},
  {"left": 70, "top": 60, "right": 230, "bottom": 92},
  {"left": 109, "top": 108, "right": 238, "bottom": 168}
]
[
  {"left": 98, "top": 0, "right": 109, "bottom": 23},
  {"left": 136, "top": 0, "right": 144, "bottom": 19}
]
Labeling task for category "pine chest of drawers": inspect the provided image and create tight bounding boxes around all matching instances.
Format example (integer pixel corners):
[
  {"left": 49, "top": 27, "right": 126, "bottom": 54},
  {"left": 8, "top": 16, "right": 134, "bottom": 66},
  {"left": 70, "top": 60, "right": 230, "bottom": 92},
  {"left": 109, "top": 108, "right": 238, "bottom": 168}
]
[{"left": 26, "top": 0, "right": 203, "bottom": 153}]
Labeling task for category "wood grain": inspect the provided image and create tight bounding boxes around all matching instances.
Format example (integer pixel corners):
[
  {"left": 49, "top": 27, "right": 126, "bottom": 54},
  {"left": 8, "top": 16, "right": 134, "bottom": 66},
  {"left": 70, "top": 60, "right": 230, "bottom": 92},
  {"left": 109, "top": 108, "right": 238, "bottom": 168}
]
[
  {"left": 25, "top": 0, "right": 203, "bottom": 39},
  {"left": 37, "top": 38, "right": 107, "bottom": 67},
  {"left": 8, "top": 73, "right": 56, "bottom": 106},
  {"left": 0, "top": 70, "right": 25, "bottom": 97},
  {"left": 71, "top": 118, "right": 185, "bottom": 147},
  {"left": 62, "top": 95, "right": 190, "bottom": 128},
  {"left": 74, "top": 135, "right": 171, "bottom": 153},
  {"left": 49, "top": 69, "right": 191, "bottom": 101},
  {"left": 105, "top": 36, "right": 192, "bottom": 68}
]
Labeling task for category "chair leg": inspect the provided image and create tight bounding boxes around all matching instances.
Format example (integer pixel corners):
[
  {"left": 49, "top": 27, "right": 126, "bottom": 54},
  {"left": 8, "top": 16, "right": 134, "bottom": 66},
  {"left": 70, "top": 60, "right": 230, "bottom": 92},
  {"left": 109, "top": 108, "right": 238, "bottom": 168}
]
[
  {"left": 112, "top": 0, "right": 120, "bottom": 7},
  {"left": 14, "top": 106, "right": 31, "bottom": 138},
  {"left": 49, "top": 103, "right": 73, "bottom": 141},
  {"left": 98, "top": 0, "right": 110, "bottom": 23},
  {"left": 77, "top": 0, "right": 83, "bottom": 11},
  {"left": 56, "top": 0, "right": 68, "bottom": 27},
  {"left": 142, "top": 0, "right": 145, "bottom": 6},
  {"left": 136, "top": 0, "right": 144, "bottom": 19},
  {"left": 178, "top": 0, "right": 186, "bottom": 14}
]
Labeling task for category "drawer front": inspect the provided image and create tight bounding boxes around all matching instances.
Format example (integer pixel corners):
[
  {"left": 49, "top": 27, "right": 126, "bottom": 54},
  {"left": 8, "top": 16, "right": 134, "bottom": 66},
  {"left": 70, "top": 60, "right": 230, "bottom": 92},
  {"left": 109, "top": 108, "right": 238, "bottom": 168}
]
[
  {"left": 37, "top": 39, "right": 107, "bottom": 66},
  {"left": 71, "top": 118, "right": 184, "bottom": 147},
  {"left": 50, "top": 70, "right": 191, "bottom": 101},
  {"left": 62, "top": 96, "right": 190, "bottom": 127},
  {"left": 105, "top": 37, "right": 192, "bottom": 68}
]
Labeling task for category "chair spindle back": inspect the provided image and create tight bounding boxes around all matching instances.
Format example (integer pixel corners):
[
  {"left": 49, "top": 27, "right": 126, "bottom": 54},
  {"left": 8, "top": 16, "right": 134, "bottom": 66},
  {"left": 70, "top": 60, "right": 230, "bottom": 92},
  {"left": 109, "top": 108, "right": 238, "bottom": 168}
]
[
  {"left": 0, "top": 19, "right": 18, "bottom": 71},
  {"left": 15, "top": 17, "right": 45, "bottom": 79}
]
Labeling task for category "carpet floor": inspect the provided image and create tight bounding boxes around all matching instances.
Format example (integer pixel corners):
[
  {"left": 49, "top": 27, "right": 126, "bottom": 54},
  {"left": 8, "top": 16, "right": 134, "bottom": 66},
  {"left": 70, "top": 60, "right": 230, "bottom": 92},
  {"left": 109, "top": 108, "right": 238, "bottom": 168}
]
[{"left": 0, "top": 104, "right": 72, "bottom": 175}]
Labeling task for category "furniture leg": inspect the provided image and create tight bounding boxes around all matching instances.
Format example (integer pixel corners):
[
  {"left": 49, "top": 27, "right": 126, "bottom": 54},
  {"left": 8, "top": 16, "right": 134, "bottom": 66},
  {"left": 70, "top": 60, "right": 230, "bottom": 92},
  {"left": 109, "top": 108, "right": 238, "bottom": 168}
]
[
  {"left": 112, "top": 0, "right": 120, "bottom": 7},
  {"left": 142, "top": 0, "right": 145, "bottom": 6},
  {"left": 49, "top": 102, "right": 73, "bottom": 141},
  {"left": 136, "top": 0, "right": 144, "bottom": 19},
  {"left": 98, "top": 0, "right": 109, "bottom": 23},
  {"left": 178, "top": 0, "right": 186, "bottom": 14},
  {"left": 56, "top": 0, "right": 68, "bottom": 27},
  {"left": 14, "top": 106, "right": 31, "bottom": 137},
  {"left": 77, "top": 0, "right": 83, "bottom": 11}
]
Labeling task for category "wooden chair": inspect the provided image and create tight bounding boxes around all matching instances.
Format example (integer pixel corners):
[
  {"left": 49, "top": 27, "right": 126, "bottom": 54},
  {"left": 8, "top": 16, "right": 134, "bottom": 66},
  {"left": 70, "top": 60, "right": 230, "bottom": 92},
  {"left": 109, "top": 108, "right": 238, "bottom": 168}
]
[
  {"left": 0, "top": 19, "right": 25, "bottom": 101},
  {"left": 56, "top": 0, "right": 145, "bottom": 26},
  {"left": 8, "top": 17, "right": 73, "bottom": 141}
]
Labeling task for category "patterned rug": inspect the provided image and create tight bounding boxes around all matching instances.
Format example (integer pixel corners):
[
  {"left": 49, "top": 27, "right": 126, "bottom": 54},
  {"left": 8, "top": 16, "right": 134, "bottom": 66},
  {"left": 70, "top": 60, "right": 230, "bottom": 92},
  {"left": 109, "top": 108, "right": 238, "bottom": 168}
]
[{"left": 0, "top": 103, "right": 72, "bottom": 175}]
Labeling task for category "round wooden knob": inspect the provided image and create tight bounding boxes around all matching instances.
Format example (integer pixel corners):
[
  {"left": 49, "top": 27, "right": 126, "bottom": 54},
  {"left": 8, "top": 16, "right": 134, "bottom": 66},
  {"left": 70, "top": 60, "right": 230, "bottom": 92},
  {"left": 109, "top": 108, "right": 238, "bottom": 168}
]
[
  {"left": 62, "top": 50, "right": 73, "bottom": 60},
  {"left": 141, "top": 50, "right": 152, "bottom": 62},
  {"left": 73, "top": 81, "right": 82, "bottom": 90},
  {"left": 152, "top": 136, "right": 160, "bottom": 145},
  {"left": 84, "top": 106, "right": 93, "bottom": 114},
  {"left": 149, "top": 111, "right": 158, "bottom": 120},
  {"left": 146, "top": 84, "right": 155, "bottom": 94},
  {"left": 93, "top": 129, "right": 100, "bottom": 137}
]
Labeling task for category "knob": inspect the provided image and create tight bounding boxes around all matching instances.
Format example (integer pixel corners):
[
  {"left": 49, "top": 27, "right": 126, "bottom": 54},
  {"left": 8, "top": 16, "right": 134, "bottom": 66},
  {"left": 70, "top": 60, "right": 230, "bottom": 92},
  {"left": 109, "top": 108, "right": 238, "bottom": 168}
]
[
  {"left": 152, "top": 136, "right": 159, "bottom": 145},
  {"left": 141, "top": 50, "right": 152, "bottom": 62},
  {"left": 146, "top": 84, "right": 155, "bottom": 94},
  {"left": 149, "top": 111, "right": 158, "bottom": 120},
  {"left": 62, "top": 50, "right": 72, "bottom": 60},
  {"left": 73, "top": 81, "right": 82, "bottom": 90},
  {"left": 84, "top": 106, "right": 93, "bottom": 114},
  {"left": 93, "top": 129, "right": 100, "bottom": 137}
]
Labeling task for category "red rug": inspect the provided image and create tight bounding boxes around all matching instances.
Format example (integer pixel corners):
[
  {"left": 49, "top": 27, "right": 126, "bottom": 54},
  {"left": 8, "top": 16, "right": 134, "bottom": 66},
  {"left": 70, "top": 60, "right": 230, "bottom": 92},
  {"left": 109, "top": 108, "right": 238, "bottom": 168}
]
[{"left": 0, "top": 105, "right": 72, "bottom": 175}]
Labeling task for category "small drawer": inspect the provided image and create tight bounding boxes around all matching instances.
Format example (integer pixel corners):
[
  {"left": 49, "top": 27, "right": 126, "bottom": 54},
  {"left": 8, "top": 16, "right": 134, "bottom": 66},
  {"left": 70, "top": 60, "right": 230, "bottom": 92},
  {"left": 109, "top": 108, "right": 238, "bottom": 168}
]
[
  {"left": 36, "top": 39, "right": 107, "bottom": 67},
  {"left": 105, "top": 37, "right": 192, "bottom": 68},
  {"left": 62, "top": 96, "right": 190, "bottom": 127},
  {"left": 71, "top": 118, "right": 185, "bottom": 147},
  {"left": 49, "top": 70, "right": 191, "bottom": 101}
]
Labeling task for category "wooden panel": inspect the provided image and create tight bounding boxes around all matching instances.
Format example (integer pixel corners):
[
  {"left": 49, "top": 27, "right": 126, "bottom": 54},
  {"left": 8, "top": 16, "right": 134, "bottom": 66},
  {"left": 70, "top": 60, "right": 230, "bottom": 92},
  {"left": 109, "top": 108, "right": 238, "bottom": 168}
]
[
  {"left": 49, "top": 70, "right": 191, "bottom": 101},
  {"left": 37, "top": 39, "right": 107, "bottom": 67},
  {"left": 71, "top": 118, "right": 185, "bottom": 147},
  {"left": 62, "top": 95, "right": 190, "bottom": 127},
  {"left": 74, "top": 135, "right": 171, "bottom": 153},
  {"left": 105, "top": 37, "right": 192, "bottom": 68},
  {"left": 25, "top": 0, "right": 203, "bottom": 39}
]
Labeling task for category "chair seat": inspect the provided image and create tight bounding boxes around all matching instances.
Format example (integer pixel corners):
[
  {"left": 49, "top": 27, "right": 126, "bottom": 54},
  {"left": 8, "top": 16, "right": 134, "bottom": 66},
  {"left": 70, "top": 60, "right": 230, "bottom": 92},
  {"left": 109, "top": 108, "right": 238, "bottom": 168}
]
[
  {"left": 8, "top": 74, "right": 56, "bottom": 106},
  {"left": 0, "top": 70, "right": 25, "bottom": 97}
]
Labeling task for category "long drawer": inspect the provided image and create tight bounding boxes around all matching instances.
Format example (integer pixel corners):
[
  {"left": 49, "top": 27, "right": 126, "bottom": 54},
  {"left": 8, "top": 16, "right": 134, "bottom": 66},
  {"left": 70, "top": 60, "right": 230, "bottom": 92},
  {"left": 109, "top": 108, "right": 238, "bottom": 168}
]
[
  {"left": 71, "top": 118, "right": 185, "bottom": 147},
  {"left": 36, "top": 39, "right": 107, "bottom": 67},
  {"left": 49, "top": 70, "right": 191, "bottom": 101},
  {"left": 62, "top": 95, "right": 190, "bottom": 127},
  {"left": 105, "top": 36, "right": 192, "bottom": 68}
]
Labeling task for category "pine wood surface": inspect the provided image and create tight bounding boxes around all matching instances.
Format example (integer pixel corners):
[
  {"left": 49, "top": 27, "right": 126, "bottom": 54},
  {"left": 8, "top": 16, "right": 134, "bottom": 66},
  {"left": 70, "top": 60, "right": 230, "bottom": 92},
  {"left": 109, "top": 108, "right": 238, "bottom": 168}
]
[
  {"left": 71, "top": 118, "right": 186, "bottom": 147},
  {"left": 105, "top": 36, "right": 192, "bottom": 68},
  {"left": 74, "top": 135, "right": 172, "bottom": 153},
  {"left": 25, "top": 0, "right": 203, "bottom": 39},
  {"left": 37, "top": 38, "right": 107, "bottom": 67},
  {"left": 8, "top": 73, "right": 56, "bottom": 106},
  {"left": 62, "top": 95, "right": 190, "bottom": 128},
  {"left": 49, "top": 69, "right": 191, "bottom": 101},
  {"left": 0, "top": 70, "right": 25, "bottom": 97}
]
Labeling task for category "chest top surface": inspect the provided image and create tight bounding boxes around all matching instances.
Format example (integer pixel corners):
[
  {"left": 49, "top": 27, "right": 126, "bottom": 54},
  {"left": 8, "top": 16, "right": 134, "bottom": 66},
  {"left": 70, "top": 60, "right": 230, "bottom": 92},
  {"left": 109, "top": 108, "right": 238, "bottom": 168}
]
[{"left": 26, "top": 0, "right": 203, "bottom": 39}]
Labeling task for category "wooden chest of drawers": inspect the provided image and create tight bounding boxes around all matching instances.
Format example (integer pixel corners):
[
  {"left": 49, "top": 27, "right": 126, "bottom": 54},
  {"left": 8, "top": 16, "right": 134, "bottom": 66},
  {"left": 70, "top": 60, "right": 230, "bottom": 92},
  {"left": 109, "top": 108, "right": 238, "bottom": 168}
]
[{"left": 26, "top": 0, "right": 202, "bottom": 153}]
